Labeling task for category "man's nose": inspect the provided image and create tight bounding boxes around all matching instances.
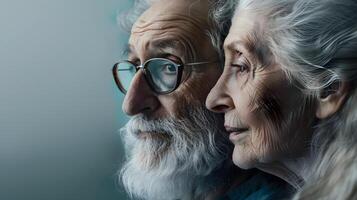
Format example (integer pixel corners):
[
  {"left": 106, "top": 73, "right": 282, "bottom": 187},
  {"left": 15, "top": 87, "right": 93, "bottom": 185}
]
[
  {"left": 122, "top": 70, "right": 159, "bottom": 116},
  {"left": 205, "top": 76, "right": 233, "bottom": 113}
]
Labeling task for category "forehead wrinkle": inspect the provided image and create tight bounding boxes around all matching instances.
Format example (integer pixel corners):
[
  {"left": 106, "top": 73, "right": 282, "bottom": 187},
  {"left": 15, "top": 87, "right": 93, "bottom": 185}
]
[
  {"left": 160, "top": 13, "right": 207, "bottom": 31},
  {"left": 130, "top": 31, "right": 196, "bottom": 63},
  {"left": 134, "top": 12, "right": 207, "bottom": 31},
  {"left": 132, "top": 20, "right": 206, "bottom": 43},
  {"left": 138, "top": 31, "right": 199, "bottom": 62},
  {"left": 131, "top": 11, "right": 209, "bottom": 62}
]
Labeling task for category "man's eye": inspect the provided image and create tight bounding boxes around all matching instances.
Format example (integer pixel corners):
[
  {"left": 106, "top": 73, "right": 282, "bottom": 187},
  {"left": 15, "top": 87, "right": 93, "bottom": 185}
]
[{"left": 162, "top": 64, "right": 177, "bottom": 75}]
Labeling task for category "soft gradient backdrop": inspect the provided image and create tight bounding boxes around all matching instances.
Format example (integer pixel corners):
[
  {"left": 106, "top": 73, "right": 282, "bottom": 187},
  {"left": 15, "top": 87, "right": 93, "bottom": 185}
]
[{"left": 0, "top": 0, "right": 131, "bottom": 199}]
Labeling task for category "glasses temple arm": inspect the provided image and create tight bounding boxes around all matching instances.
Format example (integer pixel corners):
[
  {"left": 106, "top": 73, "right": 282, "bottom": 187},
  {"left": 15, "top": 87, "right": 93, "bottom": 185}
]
[{"left": 184, "top": 61, "right": 219, "bottom": 66}]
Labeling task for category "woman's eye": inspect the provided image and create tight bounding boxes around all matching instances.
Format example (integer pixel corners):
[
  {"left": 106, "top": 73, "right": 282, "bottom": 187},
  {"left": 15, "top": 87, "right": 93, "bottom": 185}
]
[{"left": 231, "top": 63, "right": 249, "bottom": 73}]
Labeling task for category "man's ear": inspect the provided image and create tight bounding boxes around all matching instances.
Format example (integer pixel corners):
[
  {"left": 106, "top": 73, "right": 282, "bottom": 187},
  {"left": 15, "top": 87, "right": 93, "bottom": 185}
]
[{"left": 316, "top": 81, "right": 350, "bottom": 119}]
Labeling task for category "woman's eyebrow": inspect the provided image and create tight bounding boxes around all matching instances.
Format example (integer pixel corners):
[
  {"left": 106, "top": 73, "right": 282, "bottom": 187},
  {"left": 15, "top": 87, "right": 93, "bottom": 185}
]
[
  {"left": 225, "top": 33, "right": 270, "bottom": 66},
  {"left": 224, "top": 40, "right": 246, "bottom": 51},
  {"left": 224, "top": 39, "right": 256, "bottom": 59}
]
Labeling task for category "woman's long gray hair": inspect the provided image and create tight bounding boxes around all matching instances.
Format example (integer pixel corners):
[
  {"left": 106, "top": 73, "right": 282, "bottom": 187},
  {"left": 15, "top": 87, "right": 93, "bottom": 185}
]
[{"left": 234, "top": 0, "right": 357, "bottom": 199}]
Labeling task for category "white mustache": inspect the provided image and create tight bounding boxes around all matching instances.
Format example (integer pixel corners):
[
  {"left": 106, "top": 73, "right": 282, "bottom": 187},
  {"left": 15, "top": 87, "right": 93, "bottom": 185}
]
[{"left": 122, "top": 114, "right": 174, "bottom": 137}]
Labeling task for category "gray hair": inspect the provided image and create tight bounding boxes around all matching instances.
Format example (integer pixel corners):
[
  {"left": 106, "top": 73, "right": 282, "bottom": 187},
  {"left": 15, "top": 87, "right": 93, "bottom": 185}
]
[
  {"left": 117, "top": 0, "right": 237, "bottom": 63},
  {"left": 235, "top": 0, "right": 357, "bottom": 199}
]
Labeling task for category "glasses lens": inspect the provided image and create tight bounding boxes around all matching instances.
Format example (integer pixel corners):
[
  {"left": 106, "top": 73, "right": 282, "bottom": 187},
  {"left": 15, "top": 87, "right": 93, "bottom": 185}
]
[
  {"left": 115, "top": 61, "right": 136, "bottom": 93},
  {"left": 146, "top": 59, "right": 178, "bottom": 93}
]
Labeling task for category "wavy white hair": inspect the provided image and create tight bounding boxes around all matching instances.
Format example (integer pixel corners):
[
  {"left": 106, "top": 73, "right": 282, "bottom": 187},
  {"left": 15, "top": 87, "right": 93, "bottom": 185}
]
[{"left": 233, "top": 0, "right": 357, "bottom": 199}]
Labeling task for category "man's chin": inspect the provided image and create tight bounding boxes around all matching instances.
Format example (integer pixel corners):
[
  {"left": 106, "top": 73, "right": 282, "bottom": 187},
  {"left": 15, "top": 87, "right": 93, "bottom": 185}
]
[
  {"left": 137, "top": 150, "right": 170, "bottom": 170},
  {"left": 120, "top": 158, "right": 195, "bottom": 200},
  {"left": 129, "top": 138, "right": 172, "bottom": 170}
]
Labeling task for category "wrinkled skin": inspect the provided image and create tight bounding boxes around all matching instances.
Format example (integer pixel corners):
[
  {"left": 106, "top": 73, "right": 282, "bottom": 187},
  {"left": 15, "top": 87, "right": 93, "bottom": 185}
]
[
  {"left": 123, "top": 0, "right": 222, "bottom": 122},
  {"left": 206, "top": 10, "right": 316, "bottom": 170}
]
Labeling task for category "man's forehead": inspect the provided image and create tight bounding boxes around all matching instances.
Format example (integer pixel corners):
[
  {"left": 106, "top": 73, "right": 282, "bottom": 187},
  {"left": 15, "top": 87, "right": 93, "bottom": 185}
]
[
  {"left": 128, "top": 0, "right": 213, "bottom": 60},
  {"left": 133, "top": 0, "right": 209, "bottom": 30},
  {"left": 124, "top": 39, "right": 183, "bottom": 56}
]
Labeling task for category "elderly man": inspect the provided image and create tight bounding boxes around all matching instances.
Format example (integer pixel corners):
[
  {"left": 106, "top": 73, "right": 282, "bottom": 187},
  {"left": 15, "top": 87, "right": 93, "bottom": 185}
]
[{"left": 113, "top": 0, "right": 244, "bottom": 199}]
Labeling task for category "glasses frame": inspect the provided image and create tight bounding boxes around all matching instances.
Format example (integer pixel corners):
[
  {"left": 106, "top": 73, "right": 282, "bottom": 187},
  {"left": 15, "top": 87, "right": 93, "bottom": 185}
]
[{"left": 112, "top": 58, "right": 216, "bottom": 95}]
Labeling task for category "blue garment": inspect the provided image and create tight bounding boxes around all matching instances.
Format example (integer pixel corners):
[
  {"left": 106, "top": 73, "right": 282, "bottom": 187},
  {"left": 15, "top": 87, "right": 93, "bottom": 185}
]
[{"left": 218, "top": 172, "right": 292, "bottom": 200}]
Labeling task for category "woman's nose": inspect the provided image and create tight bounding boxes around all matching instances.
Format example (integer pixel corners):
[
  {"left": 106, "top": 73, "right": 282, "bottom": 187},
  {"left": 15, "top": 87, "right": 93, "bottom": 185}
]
[{"left": 205, "top": 77, "right": 234, "bottom": 113}]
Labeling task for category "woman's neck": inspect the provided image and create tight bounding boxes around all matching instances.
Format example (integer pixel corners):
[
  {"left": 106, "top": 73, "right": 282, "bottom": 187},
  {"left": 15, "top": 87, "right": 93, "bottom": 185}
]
[
  {"left": 256, "top": 152, "right": 315, "bottom": 189},
  {"left": 205, "top": 164, "right": 256, "bottom": 200}
]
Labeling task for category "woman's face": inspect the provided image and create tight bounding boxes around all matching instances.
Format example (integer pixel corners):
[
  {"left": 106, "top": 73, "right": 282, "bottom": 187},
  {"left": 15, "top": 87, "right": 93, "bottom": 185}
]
[{"left": 206, "top": 11, "right": 316, "bottom": 169}]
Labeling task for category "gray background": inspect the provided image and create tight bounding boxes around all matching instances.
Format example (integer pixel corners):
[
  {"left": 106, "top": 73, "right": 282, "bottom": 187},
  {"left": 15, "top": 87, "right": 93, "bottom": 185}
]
[{"left": 0, "top": 0, "right": 131, "bottom": 199}]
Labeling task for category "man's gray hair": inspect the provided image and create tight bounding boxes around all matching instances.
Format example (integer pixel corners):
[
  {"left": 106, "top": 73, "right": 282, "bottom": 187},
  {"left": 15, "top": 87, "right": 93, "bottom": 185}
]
[
  {"left": 117, "top": 0, "right": 237, "bottom": 63},
  {"left": 235, "top": 0, "right": 357, "bottom": 199}
]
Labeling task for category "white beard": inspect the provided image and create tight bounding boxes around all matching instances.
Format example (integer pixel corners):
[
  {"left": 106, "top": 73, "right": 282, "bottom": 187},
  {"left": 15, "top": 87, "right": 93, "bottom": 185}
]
[{"left": 119, "top": 106, "right": 232, "bottom": 200}]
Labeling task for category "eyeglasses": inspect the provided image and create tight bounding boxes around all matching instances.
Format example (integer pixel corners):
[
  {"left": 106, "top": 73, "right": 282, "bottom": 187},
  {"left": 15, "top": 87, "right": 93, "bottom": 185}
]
[{"left": 112, "top": 58, "right": 216, "bottom": 94}]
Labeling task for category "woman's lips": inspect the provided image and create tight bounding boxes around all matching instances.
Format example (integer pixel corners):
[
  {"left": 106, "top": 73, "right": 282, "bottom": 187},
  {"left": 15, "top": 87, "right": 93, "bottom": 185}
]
[{"left": 225, "top": 126, "right": 249, "bottom": 141}]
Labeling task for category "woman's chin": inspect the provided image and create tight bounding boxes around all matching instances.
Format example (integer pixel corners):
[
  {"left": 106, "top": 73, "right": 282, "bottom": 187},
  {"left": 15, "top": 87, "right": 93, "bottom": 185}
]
[{"left": 232, "top": 146, "right": 257, "bottom": 170}]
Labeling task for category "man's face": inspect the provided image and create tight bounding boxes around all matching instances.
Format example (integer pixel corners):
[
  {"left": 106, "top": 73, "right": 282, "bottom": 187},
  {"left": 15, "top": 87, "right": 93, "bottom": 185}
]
[
  {"left": 123, "top": 0, "right": 221, "bottom": 120},
  {"left": 120, "top": 0, "right": 230, "bottom": 188},
  {"left": 119, "top": 1, "right": 230, "bottom": 198},
  {"left": 206, "top": 11, "right": 316, "bottom": 169}
]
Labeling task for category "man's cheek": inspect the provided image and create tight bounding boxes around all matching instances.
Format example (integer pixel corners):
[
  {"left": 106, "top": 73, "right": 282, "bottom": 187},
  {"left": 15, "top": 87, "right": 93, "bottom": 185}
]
[{"left": 159, "top": 92, "right": 191, "bottom": 118}]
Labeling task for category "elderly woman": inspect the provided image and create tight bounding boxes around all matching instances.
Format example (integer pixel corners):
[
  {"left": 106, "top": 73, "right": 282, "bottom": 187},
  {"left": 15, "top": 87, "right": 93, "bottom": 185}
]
[{"left": 207, "top": 0, "right": 357, "bottom": 199}]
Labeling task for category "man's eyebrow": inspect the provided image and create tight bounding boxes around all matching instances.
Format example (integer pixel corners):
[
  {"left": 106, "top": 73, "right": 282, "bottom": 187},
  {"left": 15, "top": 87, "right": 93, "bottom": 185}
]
[
  {"left": 151, "top": 39, "right": 181, "bottom": 51},
  {"left": 151, "top": 39, "right": 195, "bottom": 61}
]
